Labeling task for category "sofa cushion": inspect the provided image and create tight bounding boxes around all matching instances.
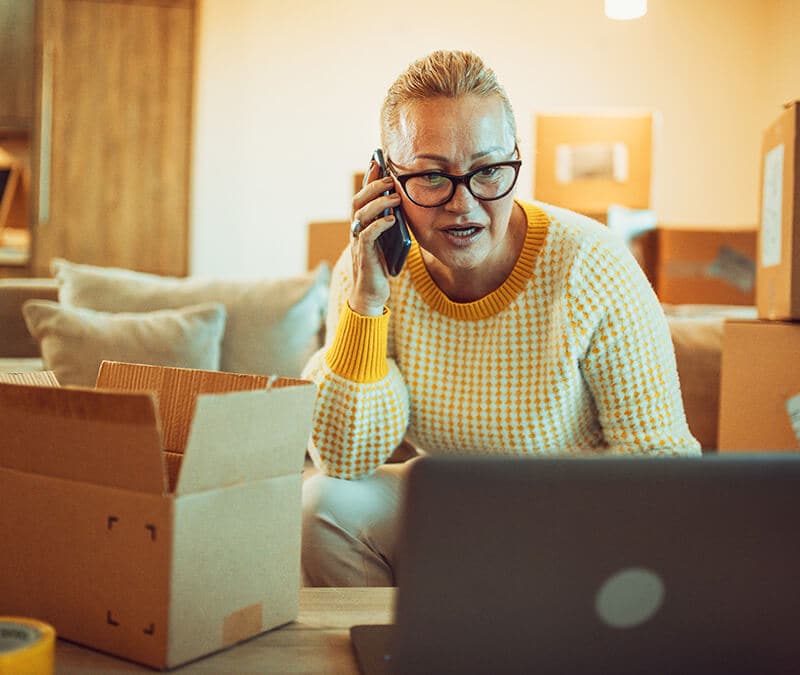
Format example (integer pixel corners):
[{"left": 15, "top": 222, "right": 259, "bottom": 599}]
[
  {"left": 22, "top": 300, "right": 226, "bottom": 388},
  {"left": 663, "top": 304, "right": 757, "bottom": 451},
  {"left": 51, "top": 259, "right": 330, "bottom": 378},
  {"left": 666, "top": 316, "right": 724, "bottom": 451}
]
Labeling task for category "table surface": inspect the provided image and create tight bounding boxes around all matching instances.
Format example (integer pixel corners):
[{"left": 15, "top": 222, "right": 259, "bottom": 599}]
[{"left": 55, "top": 588, "right": 395, "bottom": 674}]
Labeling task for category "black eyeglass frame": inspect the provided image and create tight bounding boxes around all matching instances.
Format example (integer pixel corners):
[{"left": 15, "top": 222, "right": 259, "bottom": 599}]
[{"left": 386, "top": 157, "right": 523, "bottom": 208}]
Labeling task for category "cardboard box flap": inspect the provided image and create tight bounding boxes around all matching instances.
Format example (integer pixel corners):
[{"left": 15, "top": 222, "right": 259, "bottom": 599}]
[
  {"left": 0, "top": 370, "right": 60, "bottom": 386},
  {"left": 0, "top": 382, "right": 165, "bottom": 492},
  {"left": 176, "top": 383, "right": 317, "bottom": 495},
  {"left": 96, "top": 361, "right": 277, "bottom": 454}
]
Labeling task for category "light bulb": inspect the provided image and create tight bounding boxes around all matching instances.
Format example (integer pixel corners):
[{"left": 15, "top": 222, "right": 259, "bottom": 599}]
[{"left": 605, "top": 0, "right": 647, "bottom": 20}]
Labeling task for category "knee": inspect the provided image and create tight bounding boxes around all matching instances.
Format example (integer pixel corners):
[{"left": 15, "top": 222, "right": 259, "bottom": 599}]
[
  {"left": 301, "top": 470, "right": 401, "bottom": 587},
  {"left": 302, "top": 471, "right": 373, "bottom": 545},
  {"left": 301, "top": 473, "right": 354, "bottom": 552},
  {"left": 301, "top": 473, "right": 360, "bottom": 586},
  {"left": 302, "top": 472, "right": 345, "bottom": 528},
  {"left": 302, "top": 468, "right": 400, "bottom": 531}
]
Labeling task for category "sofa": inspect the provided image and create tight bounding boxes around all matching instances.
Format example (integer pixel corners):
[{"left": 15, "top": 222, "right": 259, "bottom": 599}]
[
  {"left": 0, "top": 258, "right": 331, "bottom": 384},
  {"left": 0, "top": 255, "right": 756, "bottom": 452}
]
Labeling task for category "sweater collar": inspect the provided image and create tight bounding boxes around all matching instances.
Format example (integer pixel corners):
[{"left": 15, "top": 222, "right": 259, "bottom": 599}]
[{"left": 406, "top": 201, "right": 549, "bottom": 320}]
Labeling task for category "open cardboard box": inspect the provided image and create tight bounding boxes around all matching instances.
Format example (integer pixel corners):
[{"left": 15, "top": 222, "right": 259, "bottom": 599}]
[{"left": 0, "top": 361, "right": 317, "bottom": 670}]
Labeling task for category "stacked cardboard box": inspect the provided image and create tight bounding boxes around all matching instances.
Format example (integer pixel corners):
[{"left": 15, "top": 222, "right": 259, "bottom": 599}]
[
  {"left": 532, "top": 112, "right": 762, "bottom": 304},
  {"left": 718, "top": 102, "right": 800, "bottom": 452},
  {"left": 756, "top": 101, "right": 800, "bottom": 320},
  {"left": 656, "top": 224, "right": 757, "bottom": 306},
  {"left": 534, "top": 111, "right": 653, "bottom": 220},
  {"left": 0, "top": 361, "right": 317, "bottom": 669},
  {"left": 718, "top": 320, "right": 800, "bottom": 451}
]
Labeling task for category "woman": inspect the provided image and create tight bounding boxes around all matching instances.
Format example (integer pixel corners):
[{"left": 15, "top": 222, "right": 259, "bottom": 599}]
[{"left": 302, "top": 50, "right": 700, "bottom": 587}]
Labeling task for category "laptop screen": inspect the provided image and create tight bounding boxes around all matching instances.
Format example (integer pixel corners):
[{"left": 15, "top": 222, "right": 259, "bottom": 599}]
[{"left": 354, "top": 454, "right": 800, "bottom": 675}]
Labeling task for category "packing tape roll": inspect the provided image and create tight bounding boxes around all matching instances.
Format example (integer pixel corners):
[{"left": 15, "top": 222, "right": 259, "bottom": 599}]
[{"left": 0, "top": 617, "right": 55, "bottom": 675}]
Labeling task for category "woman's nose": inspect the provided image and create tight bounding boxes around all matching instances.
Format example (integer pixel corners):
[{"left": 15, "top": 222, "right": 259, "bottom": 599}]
[{"left": 445, "top": 182, "right": 477, "bottom": 213}]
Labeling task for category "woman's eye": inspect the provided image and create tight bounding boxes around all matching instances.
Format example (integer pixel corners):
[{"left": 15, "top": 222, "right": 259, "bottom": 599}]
[
  {"left": 422, "top": 174, "right": 447, "bottom": 187},
  {"left": 478, "top": 166, "right": 499, "bottom": 178}
]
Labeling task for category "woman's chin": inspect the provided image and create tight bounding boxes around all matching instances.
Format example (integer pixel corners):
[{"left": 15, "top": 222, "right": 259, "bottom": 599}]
[{"left": 432, "top": 248, "right": 488, "bottom": 276}]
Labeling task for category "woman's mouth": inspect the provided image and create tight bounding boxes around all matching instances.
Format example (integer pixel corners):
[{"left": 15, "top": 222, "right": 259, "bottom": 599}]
[
  {"left": 442, "top": 225, "right": 483, "bottom": 243},
  {"left": 446, "top": 226, "right": 479, "bottom": 237}
]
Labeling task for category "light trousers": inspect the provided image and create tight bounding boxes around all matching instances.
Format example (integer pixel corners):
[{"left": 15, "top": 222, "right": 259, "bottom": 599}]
[{"left": 301, "top": 460, "right": 417, "bottom": 587}]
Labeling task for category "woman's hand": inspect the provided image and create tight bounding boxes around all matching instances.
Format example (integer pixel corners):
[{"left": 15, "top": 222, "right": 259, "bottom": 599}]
[{"left": 349, "top": 160, "right": 403, "bottom": 316}]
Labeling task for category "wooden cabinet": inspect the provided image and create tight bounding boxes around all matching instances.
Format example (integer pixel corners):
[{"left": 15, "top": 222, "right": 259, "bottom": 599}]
[
  {"left": 31, "top": 0, "right": 195, "bottom": 276},
  {"left": 0, "top": 1, "right": 35, "bottom": 277},
  {"left": 17, "top": 0, "right": 195, "bottom": 277},
  {"left": 0, "top": 1, "right": 35, "bottom": 130}
]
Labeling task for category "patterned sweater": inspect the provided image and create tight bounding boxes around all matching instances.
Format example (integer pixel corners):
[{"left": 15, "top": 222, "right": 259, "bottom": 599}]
[{"left": 302, "top": 200, "right": 700, "bottom": 479}]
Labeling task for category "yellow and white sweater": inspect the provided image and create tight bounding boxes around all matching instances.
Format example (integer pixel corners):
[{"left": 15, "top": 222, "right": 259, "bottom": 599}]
[{"left": 302, "top": 201, "right": 700, "bottom": 479}]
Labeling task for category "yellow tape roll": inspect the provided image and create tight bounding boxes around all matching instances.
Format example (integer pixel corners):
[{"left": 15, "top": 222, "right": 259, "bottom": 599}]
[{"left": 0, "top": 617, "right": 55, "bottom": 675}]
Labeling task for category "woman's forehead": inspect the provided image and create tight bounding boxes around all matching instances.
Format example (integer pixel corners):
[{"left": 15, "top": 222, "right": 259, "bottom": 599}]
[{"left": 390, "top": 95, "right": 514, "bottom": 165}]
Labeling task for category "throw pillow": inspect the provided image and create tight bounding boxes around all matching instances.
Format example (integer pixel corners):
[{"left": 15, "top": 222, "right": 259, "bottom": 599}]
[
  {"left": 22, "top": 300, "right": 226, "bottom": 388},
  {"left": 51, "top": 259, "right": 330, "bottom": 377}
]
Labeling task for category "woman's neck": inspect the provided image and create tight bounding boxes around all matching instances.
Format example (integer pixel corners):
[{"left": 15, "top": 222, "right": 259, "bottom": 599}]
[{"left": 422, "top": 202, "right": 528, "bottom": 303}]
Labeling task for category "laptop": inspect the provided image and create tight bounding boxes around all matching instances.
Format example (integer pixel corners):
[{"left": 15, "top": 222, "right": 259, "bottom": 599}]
[{"left": 351, "top": 454, "right": 800, "bottom": 675}]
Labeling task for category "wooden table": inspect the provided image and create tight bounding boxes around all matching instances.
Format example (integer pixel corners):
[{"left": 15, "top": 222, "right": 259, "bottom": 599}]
[{"left": 55, "top": 588, "right": 395, "bottom": 674}]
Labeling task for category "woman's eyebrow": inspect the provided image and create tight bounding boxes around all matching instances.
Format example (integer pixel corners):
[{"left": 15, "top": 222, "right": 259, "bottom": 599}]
[
  {"left": 412, "top": 153, "right": 449, "bottom": 163},
  {"left": 470, "top": 147, "right": 506, "bottom": 160},
  {"left": 412, "top": 147, "right": 508, "bottom": 164}
]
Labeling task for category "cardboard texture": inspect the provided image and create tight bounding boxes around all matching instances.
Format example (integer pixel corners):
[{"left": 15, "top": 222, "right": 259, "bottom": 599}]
[
  {"left": 757, "top": 101, "right": 800, "bottom": 319},
  {"left": 0, "top": 361, "right": 317, "bottom": 670},
  {"left": 534, "top": 111, "right": 653, "bottom": 215},
  {"left": 0, "top": 369, "right": 59, "bottom": 386},
  {"left": 718, "top": 321, "right": 800, "bottom": 452},
  {"left": 656, "top": 225, "right": 757, "bottom": 305}
]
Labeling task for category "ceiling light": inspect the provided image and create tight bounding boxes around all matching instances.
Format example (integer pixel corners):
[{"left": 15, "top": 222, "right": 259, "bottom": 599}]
[{"left": 605, "top": 0, "right": 647, "bottom": 20}]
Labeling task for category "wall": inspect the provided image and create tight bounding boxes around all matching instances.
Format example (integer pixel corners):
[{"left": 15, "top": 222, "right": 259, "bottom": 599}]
[
  {"left": 191, "top": 0, "right": 793, "bottom": 279},
  {"left": 763, "top": 0, "right": 800, "bottom": 122}
]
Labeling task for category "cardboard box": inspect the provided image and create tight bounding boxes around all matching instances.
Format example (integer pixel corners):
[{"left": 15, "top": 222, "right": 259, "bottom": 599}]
[
  {"left": 656, "top": 224, "right": 757, "bottom": 305},
  {"left": 307, "top": 220, "right": 349, "bottom": 270},
  {"left": 757, "top": 101, "right": 800, "bottom": 319},
  {"left": 534, "top": 111, "right": 653, "bottom": 214},
  {"left": 0, "top": 370, "right": 59, "bottom": 386},
  {"left": 718, "top": 320, "right": 800, "bottom": 452},
  {"left": 0, "top": 361, "right": 317, "bottom": 670}
]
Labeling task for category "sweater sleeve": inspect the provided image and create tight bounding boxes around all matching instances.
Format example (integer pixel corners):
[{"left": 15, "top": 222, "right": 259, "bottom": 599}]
[
  {"left": 568, "top": 233, "right": 701, "bottom": 457},
  {"left": 300, "top": 249, "right": 410, "bottom": 479}
]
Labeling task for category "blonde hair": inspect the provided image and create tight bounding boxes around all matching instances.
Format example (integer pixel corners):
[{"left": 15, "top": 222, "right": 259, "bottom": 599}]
[{"left": 380, "top": 50, "right": 517, "bottom": 149}]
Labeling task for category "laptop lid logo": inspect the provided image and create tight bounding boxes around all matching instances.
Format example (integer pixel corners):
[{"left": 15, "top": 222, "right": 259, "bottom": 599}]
[{"left": 595, "top": 567, "right": 665, "bottom": 629}]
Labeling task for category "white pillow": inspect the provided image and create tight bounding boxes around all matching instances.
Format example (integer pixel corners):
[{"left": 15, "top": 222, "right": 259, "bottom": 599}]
[
  {"left": 51, "top": 259, "right": 330, "bottom": 377},
  {"left": 22, "top": 300, "right": 226, "bottom": 388}
]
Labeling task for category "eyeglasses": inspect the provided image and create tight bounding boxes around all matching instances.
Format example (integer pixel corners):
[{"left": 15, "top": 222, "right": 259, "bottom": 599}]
[{"left": 387, "top": 155, "right": 522, "bottom": 208}]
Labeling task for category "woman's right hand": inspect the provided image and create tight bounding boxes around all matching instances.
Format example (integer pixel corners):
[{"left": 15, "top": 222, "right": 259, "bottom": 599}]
[{"left": 348, "top": 160, "right": 403, "bottom": 316}]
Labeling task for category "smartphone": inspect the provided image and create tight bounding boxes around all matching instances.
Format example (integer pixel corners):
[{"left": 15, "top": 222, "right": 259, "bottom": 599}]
[{"left": 370, "top": 148, "right": 411, "bottom": 276}]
